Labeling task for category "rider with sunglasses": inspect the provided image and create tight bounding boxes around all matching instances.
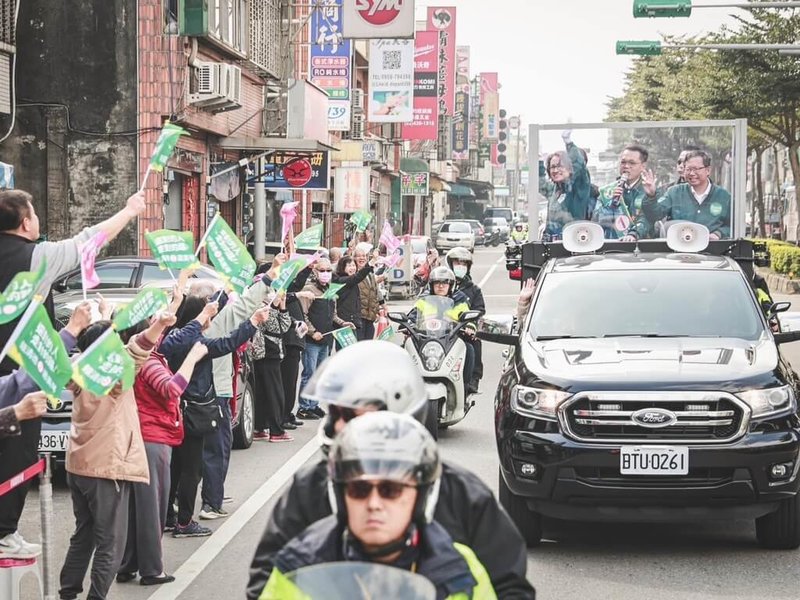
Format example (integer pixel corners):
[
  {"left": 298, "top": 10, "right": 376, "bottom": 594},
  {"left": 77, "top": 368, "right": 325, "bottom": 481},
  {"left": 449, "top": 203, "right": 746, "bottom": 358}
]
[
  {"left": 259, "top": 411, "right": 496, "bottom": 599},
  {"left": 247, "top": 341, "right": 535, "bottom": 599}
]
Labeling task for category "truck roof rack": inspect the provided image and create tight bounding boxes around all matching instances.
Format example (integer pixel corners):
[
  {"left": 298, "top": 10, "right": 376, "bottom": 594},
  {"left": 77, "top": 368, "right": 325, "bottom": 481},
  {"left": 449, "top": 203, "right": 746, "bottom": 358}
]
[{"left": 521, "top": 239, "right": 768, "bottom": 281}]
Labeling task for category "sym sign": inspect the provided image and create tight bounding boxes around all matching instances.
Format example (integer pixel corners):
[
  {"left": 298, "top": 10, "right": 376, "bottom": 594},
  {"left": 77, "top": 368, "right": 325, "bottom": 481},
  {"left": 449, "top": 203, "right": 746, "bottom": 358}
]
[{"left": 342, "top": 0, "right": 415, "bottom": 39}]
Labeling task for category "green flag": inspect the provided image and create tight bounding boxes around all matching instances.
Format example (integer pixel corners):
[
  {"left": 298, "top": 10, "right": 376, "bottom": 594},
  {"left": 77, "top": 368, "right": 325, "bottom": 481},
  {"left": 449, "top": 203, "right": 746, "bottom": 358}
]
[
  {"left": 295, "top": 224, "right": 323, "bottom": 250},
  {"left": 349, "top": 211, "right": 372, "bottom": 233},
  {"left": 331, "top": 326, "right": 358, "bottom": 348},
  {"left": 0, "top": 259, "right": 46, "bottom": 325},
  {"left": 321, "top": 282, "right": 345, "bottom": 301},
  {"left": 113, "top": 288, "right": 169, "bottom": 331},
  {"left": 270, "top": 258, "right": 306, "bottom": 294},
  {"left": 201, "top": 215, "right": 256, "bottom": 294},
  {"left": 145, "top": 230, "right": 198, "bottom": 270},
  {"left": 72, "top": 328, "right": 136, "bottom": 396},
  {"left": 149, "top": 123, "right": 187, "bottom": 172},
  {"left": 377, "top": 326, "right": 395, "bottom": 341},
  {"left": 4, "top": 302, "right": 72, "bottom": 399}
]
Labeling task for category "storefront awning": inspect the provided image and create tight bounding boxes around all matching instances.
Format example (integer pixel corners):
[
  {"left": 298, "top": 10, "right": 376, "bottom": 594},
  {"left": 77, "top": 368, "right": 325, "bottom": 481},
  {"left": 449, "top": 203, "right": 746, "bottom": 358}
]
[
  {"left": 448, "top": 183, "right": 476, "bottom": 198},
  {"left": 218, "top": 137, "right": 339, "bottom": 153},
  {"left": 430, "top": 177, "right": 451, "bottom": 193},
  {"left": 400, "top": 157, "right": 429, "bottom": 173}
]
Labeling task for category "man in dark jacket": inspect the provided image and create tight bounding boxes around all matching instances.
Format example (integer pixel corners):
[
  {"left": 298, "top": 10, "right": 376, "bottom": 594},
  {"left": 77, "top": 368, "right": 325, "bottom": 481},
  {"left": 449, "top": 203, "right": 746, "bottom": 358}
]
[
  {"left": 445, "top": 248, "right": 486, "bottom": 394},
  {"left": 0, "top": 189, "right": 145, "bottom": 556},
  {"left": 246, "top": 342, "right": 535, "bottom": 600}
]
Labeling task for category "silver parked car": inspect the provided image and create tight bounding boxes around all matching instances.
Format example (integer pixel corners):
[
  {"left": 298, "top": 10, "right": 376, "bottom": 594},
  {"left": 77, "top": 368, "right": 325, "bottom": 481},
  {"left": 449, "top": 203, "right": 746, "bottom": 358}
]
[{"left": 435, "top": 221, "right": 475, "bottom": 253}]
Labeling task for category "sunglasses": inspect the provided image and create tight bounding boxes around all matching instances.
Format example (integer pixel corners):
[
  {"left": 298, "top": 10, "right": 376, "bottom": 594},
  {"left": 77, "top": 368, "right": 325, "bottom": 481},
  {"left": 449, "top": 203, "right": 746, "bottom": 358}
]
[
  {"left": 329, "top": 405, "right": 357, "bottom": 423},
  {"left": 316, "top": 269, "right": 333, "bottom": 273},
  {"left": 345, "top": 480, "right": 413, "bottom": 500}
]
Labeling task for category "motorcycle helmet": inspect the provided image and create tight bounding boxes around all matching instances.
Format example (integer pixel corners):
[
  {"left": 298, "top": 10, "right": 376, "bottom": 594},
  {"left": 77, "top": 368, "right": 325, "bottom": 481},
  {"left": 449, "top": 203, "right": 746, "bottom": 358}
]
[
  {"left": 328, "top": 412, "right": 441, "bottom": 532},
  {"left": 445, "top": 247, "right": 473, "bottom": 271},
  {"left": 428, "top": 266, "right": 456, "bottom": 295},
  {"left": 301, "top": 341, "right": 429, "bottom": 447}
]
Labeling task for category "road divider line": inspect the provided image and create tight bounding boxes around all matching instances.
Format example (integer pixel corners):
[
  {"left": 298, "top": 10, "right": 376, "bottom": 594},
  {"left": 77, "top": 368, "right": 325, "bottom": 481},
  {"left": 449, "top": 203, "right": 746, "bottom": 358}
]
[
  {"left": 147, "top": 436, "right": 321, "bottom": 600},
  {"left": 478, "top": 260, "right": 501, "bottom": 289}
]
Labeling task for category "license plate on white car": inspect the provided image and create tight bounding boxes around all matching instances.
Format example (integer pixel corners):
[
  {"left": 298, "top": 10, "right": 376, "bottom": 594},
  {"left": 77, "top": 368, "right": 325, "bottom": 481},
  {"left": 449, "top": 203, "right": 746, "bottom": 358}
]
[
  {"left": 620, "top": 446, "right": 688, "bottom": 475},
  {"left": 38, "top": 431, "right": 69, "bottom": 452}
]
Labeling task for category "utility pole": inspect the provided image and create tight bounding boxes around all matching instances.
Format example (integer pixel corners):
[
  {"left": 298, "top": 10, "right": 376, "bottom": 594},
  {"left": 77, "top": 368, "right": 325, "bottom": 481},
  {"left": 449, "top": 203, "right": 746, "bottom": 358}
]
[{"left": 510, "top": 115, "right": 522, "bottom": 212}]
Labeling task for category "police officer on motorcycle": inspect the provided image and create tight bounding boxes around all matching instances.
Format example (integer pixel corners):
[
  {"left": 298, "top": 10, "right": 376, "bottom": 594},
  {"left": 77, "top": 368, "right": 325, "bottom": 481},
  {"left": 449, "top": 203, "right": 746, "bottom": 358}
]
[
  {"left": 258, "top": 412, "right": 497, "bottom": 599},
  {"left": 510, "top": 222, "right": 528, "bottom": 243},
  {"left": 444, "top": 248, "right": 485, "bottom": 393},
  {"left": 246, "top": 341, "right": 534, "bottom": 600}
]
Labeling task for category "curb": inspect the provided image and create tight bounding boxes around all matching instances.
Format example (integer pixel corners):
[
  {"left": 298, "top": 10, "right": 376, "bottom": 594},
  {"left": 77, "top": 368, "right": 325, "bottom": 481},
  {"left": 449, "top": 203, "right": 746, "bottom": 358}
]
[{"left": 758, "top": 268, "right": 800, "bottom": 295}]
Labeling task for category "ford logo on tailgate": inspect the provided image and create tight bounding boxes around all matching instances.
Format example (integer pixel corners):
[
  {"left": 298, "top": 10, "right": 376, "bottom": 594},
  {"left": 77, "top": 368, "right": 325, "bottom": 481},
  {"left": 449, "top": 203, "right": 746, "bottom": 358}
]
[{"left": 632, "top": 408, "right": 677, "bottom": 428}]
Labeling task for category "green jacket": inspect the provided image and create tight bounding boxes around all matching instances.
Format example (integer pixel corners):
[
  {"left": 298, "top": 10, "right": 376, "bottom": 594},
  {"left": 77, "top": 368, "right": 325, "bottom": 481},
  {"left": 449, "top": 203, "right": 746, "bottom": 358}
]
[
  {"left": 259, "top": 543, "right": 496, "bottom": 600},
  {"left": 592, "top": 180, "right": 649, "bottom": 239},
  {"left": 634, "top": 183, "right": 731, "bottom": 239},
  {"left": 544, "top": 141, "right": 593, "bottom": 238}
]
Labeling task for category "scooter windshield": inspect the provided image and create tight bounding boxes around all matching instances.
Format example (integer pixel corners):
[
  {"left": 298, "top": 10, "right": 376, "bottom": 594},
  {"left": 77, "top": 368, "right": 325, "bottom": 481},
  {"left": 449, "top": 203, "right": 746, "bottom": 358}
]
[
  {"left": 280, "top": 562, "right": 436, "bottom": 599},
  {"left": 414, "top": 295, "right": 459, "bottom": 337}
]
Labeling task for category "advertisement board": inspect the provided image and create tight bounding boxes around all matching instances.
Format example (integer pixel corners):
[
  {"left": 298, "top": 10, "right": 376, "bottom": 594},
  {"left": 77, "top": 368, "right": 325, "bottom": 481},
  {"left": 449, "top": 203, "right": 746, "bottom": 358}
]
[
  {"left": 401, "top": 30, "right": 439, "bottom": 141},
  {"left": 481, "top": 72, "right": 499, "bottom": 141},
  {"left": 368, "top": 39, "right": 414, "bottom": 123},
  {"left": 400, "top": 172, "right": 429, "bottom": 196},
  {"left": 452, "top": 87, "right": 470, "bottom": 159},
  {"left": 261, "top": 152, "right": 331, "bottom": 191},
  {"left": 341, "top": 0, "right": 416, "bottom": 39},
  {"left": 426, "top": 6, "right": 457, "bottom": 116},
  {"left": 311, "top": 0, "right": 352, "bottom": 131},
  {"left": 333, "top": 166, "right": 371, "bottom": 213}
]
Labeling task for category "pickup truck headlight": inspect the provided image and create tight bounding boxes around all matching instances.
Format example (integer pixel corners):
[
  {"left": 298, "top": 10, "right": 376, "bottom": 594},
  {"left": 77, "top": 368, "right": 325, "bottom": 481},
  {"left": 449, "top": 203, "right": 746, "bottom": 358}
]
[
  {"left": 421, "top": 342, "right": 445, "bottom": 371},
  {"left": 511, "top": 385, "right": 571, "bottom": 421},
  {"left": 737, "top": 386, "right": 797, "bottom": 419}
]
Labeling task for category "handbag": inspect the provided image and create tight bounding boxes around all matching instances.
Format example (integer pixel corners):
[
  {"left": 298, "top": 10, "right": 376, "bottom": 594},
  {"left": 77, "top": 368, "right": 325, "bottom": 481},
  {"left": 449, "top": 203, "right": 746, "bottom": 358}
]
[
  {"left": 182, "top": 388, "right": 220, "bottom": 437},
  {"left": 247, "top": 327, "right": 266, "bottom": 361}
]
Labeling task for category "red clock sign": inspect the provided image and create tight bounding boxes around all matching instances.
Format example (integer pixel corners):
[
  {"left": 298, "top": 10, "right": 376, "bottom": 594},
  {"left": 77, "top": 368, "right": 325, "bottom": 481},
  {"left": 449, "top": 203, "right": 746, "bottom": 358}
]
[
  {"left": 354, "top": 0, "right": 403, "bottom": 26},
  {"left": 282, "top": 159, "right": 313, "bottom": 188}
]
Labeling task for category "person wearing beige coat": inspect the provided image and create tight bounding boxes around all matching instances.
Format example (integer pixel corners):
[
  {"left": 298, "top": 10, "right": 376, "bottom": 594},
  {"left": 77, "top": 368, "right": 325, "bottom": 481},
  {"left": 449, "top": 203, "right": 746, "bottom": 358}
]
[{"left": 59, "top": 313, "right": 174, "bottom": 600}]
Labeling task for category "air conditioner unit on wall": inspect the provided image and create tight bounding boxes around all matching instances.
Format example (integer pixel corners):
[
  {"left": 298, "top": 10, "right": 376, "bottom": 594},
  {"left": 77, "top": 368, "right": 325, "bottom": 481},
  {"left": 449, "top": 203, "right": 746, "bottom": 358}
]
[
  {"left": 351, "top": 113, "right": 365, "bottom": 140},
  {"left": 225, "top": 65, "right": 242, "bottom": 105},
  {"left": 188, "top": 62, "right": 242, "bottom": 111},
  {"left": 351, "top": 89, "right": 364, "bottom": 113}
]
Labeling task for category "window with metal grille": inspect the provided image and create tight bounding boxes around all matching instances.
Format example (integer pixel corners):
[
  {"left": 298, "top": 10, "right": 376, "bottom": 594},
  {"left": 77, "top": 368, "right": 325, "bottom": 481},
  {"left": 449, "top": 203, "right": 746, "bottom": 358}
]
[
  {"left": 248, "top": 0, "right": 281, "bottom": 79},
  {"left": 0, "top": 0, "right": 16, "bottom": 47},
  {"left": 210, "top": 0, "right": 248, "bottom": 55}
]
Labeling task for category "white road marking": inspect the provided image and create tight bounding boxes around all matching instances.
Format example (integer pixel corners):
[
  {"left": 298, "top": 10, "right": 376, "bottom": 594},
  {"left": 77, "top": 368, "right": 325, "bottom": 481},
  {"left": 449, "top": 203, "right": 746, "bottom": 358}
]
[
  {"left": 477, "top": 257, "right": 504, "bottom": 289},
  {"left": 147, "top": 436, "right": 321, "bottom": 600}
]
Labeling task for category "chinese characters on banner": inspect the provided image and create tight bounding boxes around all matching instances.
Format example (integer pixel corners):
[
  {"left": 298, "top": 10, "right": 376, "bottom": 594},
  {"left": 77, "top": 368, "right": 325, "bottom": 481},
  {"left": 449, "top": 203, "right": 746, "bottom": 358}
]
[
  {"left": 427, "top": 6, "right": 457, "bottom": 116},
  {"left": 368, "top": 39, "right": 414, "bottom": 123},
  {"left": 311, "top": 0, "right": 353, "bottom": 131},
  {"left": 452, "top": 88, "right": 470, "bottom": 159},
  {"left": 334, "top": 166, "right": 371, "bottom": 213},
  {"left": 400, "top": 172, "right": 430, "bottom": 196},
  {"left": 456, "top": 45, "right": 470, "bottom": 85},
  {"left": 481, "top": 72, "right": 499, "bottom": 141},
  {"left": 401, "top": 30, "right": 439, "bottom": 141}
]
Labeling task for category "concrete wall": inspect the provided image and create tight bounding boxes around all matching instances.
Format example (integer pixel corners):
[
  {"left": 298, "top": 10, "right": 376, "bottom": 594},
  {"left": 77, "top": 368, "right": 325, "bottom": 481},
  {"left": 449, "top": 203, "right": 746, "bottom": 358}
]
[{"left": 1, "top": 0, "right": 139, "bottom": 253}]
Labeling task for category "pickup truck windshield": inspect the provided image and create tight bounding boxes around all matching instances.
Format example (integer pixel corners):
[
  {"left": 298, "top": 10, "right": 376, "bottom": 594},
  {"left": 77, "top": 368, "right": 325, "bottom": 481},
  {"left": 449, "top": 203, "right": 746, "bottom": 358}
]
[{"left": 529, "top": 270, "right": 765, "bottom": 341}]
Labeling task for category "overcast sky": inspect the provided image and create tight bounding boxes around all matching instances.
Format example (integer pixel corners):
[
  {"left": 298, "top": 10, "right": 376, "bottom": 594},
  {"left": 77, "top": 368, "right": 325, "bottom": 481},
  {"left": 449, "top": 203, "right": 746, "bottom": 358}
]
[{"left": 416, "top": 0, "right": 741, "bottom": 125}]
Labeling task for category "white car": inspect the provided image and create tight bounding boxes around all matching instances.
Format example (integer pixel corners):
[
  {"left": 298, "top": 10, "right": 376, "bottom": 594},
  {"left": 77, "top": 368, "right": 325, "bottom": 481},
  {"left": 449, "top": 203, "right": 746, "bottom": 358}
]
[{"left": 435, "top": 221, "right": 475, "bottom": 253}]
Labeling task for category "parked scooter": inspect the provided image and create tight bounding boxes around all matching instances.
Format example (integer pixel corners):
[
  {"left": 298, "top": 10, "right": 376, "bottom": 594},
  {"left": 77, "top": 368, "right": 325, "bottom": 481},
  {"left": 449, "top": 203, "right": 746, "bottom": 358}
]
[
  {"left": 485, "top": 229, "right": 502, "bottom": 247},
  {"left": 388, "top": 296, "right": 481, "bottom": 439}
]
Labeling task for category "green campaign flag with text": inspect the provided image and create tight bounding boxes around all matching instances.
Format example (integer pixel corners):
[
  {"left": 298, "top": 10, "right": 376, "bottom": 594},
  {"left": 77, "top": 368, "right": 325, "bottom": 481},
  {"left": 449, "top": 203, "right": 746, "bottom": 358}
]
[
  {"left": 145, "top": 230, "right": 198, "bottom": 270},
  {"left": 270, "top": 258, "right": 306, "bottom": 294},
  {"left": 202, "top": 215, "right": 256, "bottom": 294},
  {"left": 294, "top": 224, "right": 323, "bottom": 250},
  {"left": 377, "top": 326, "right": 395, "bottom": 341},
  {"left": 4, "top": 302, "right": 72, "bottom": 399},
  {"left": 331, "top": 327, "right": 357, "bottom": 348},
  {"left": 149, "top": 123, "right": 187, "bottom": 172},
  {"left": 72, "top": 328, "right": 136, "bottom": 396},
  {"left": 0, "top": 259, "right": 46, "bottom": 325},
  {"left": 349, "top": 211, "right": 372, "bottom": 233},
  {"left": 321, "top": 283, "right": 345, "bottom": 301},
  {"left": 113, "top": 288, "right": 169, "bottom": 331}
]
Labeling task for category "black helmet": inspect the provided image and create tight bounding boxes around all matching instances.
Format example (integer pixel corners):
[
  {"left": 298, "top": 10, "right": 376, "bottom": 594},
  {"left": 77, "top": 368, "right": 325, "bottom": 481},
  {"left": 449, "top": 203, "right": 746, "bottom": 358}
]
[
  {"left": 328, "top": 412, "right": 441, "bottom": 528},
  {"left": 300, "top": 341, "right": 429, "bottom": 446}
]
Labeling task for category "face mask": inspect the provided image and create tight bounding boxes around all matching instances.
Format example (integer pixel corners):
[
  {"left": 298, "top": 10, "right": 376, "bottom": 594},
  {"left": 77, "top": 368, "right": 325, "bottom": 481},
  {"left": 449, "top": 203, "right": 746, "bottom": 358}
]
[
  {"left": 317, "top": 272, "right": 332, "bottom": 284},
  {"left": 453, "top": 265, "right": 468, "bottom": 279}
]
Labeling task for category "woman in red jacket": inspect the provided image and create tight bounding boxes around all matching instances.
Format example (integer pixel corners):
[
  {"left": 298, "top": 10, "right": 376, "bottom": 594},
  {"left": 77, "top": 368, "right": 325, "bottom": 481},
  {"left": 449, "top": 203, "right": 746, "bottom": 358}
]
[{"left": 116, "top": 340, "right": 208, "bottom": 586}]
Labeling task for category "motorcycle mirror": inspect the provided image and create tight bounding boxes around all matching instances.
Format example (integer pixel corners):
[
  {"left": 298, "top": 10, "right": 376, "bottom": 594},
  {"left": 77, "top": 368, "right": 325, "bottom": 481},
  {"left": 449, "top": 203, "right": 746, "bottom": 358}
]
[
  {"left": 459, "top": 310, "right": 482, "bottom": 322},
  {"left": 387, "top": 312, "right": 407, "bottom": 323}
]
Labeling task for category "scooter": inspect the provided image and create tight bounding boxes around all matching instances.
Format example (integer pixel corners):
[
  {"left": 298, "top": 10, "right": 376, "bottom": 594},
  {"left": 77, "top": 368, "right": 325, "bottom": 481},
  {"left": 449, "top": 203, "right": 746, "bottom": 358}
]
[{"left": 389, "top": 296, "right": 481, "bottom": 439}]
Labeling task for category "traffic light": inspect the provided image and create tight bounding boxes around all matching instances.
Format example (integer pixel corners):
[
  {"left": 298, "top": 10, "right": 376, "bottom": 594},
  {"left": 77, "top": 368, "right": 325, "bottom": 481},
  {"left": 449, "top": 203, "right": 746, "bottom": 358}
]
[
  {"left": 633, "top": 0, "right": 692, "bottom": 18},
  {"left": 497, "top": 109, "right": 508, "bottom": 165},
  {"left": 616, "top": 40, "right": 662, "bottom": 56}
]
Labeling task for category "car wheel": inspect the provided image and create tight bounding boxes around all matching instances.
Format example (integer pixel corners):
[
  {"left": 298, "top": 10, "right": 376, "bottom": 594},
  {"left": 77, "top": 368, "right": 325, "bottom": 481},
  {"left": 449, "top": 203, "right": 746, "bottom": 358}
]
[
  {"left": 498, "top": 467, "right": 543, "bottom": 547},
  {"left": 756, "top": 493, "right": 800, "bottom": 549},
  {"left": 232, "top": 380, "right": 255, "bottom": 450}
]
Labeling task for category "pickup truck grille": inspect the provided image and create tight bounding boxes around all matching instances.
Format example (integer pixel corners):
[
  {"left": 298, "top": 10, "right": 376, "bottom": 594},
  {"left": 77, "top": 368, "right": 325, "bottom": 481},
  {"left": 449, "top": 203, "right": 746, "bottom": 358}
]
[{"left": 559, "top": 391, "right": 749, "bottom": 444}]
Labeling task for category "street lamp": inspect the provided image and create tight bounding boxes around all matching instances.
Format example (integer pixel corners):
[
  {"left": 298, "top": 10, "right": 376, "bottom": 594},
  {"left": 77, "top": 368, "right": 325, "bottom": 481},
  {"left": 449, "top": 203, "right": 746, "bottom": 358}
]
[
  {"left": 633, "top": 0, "right": 800, "bottom": 18},
  {"left": 617, "top": 40, "right": 800, "bottom": 55}
]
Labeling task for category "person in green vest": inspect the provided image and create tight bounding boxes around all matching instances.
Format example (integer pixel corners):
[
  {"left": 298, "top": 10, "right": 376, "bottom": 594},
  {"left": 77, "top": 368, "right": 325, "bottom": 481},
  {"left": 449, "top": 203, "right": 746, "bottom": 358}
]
[
  {"left": 625, "top": 150, "right": 731, "bottom": 241},
  {"left": 258, "top": 412, "right": 497, "bottom": 600},
  {"left": 593, "top": 144, "right": 653, "bottom": 239}
]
